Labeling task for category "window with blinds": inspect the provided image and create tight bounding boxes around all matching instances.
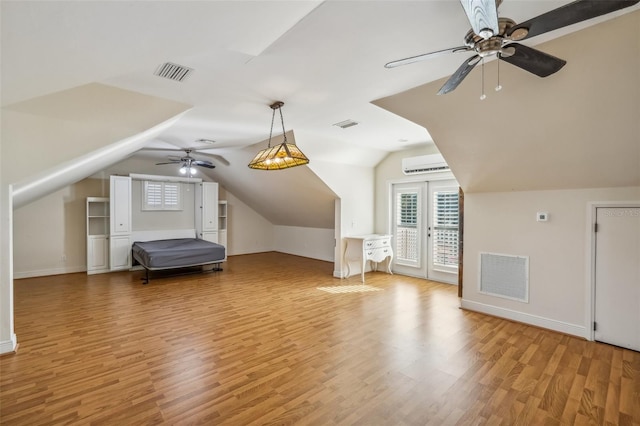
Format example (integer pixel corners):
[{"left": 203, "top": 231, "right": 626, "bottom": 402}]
[
  {"left": 432, "top": 190, "right": 459, "bottom": 268},
  {"left": 396, "top": 192, "right": 419, "bottom": 263},
  {"left": 142, "top": 181, "right": 182, "bottom": 211}
]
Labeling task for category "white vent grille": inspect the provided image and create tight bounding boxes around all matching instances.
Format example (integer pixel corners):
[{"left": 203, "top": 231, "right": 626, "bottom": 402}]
[
  {"left": 479, "top": 253, "right": 529, "bottom": 302},
  {"left": 154, "top": 62, "right": 193, "bottom": 82},
  {"left": 333, "top": 119, "right": 359, "bottom": 129}
]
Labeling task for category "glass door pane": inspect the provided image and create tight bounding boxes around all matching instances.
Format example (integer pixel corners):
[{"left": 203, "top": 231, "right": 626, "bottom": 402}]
[{"left": 392, "top": 183, "right": 426, "bottom": 277}]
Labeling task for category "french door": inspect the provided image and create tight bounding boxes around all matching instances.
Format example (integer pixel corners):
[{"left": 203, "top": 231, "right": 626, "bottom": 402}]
[{"left": 391, "top": 179, "right": 459, "bottom": 284}]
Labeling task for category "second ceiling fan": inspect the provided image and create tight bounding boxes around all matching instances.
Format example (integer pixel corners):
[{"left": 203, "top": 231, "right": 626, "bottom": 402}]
[
  {"left": 385, "top": 0, "right": 639, "bottom": 94},
  {"left": 155, "top": 149, "right": 215, "bottom": 175}
]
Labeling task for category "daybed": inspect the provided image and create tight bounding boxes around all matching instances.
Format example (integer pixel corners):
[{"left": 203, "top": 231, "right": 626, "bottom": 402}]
[{"left": 131, "top": 230, "right": 225, "bottom": 284}]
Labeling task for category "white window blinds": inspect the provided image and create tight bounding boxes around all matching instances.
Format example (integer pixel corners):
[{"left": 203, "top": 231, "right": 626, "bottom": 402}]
[
  {"left": 396, "top": 191, "right": 419, "bottom": 263},
  {"left": 143, "top": 181, "right": 182, "bottom": 211},
  {"left": 432, "top": 190, "right": 459, "bottom": 268}
]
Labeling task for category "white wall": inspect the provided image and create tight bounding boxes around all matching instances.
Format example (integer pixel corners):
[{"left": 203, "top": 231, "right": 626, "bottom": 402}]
[
  {"left": 461, "top": 186, "right": 640, "bottom": 338},
  {"left": 309, "top": 160, "right": 375, "bottom": 277},
  {"left": 13, "top": 179, "right": 107, "bottom": 278},
  {"left": 273, "top": 226, "right": 334, "bottom": 262},
  {"left": 223, "top": 191, "right": 274, "bottom": 256},
  {"left": 131, "top": 180, "right": 196, "bottom": 231}
]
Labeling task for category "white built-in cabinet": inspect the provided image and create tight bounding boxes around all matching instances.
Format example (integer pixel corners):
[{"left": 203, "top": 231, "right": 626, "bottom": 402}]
[
  {"left": 109, "top": 175, "right": 132, "bottom": 271},
  {"left": 87, "top": 176, "right": 225, "bottom": 274},
  {"left": 195, "top": 182, "right": 219, "bottom": 243},
  {"left": 86, "top": 197, "right": 110, "bottom": 274}
]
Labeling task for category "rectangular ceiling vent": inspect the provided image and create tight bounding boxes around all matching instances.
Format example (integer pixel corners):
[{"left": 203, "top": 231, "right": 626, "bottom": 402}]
[
  {"left": 333, "top": 119, "right": 359, "bottom": 129},
  {"left": 402, "top": 153, "right": 449, "bottom": 175},
  {"left": 154, "top": 62, "right": 193, "bottom": 82}
]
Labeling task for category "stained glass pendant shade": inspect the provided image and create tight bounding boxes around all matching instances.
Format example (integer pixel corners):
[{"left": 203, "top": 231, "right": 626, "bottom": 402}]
[{"left": 248, "top": 101, "right": 309, "bottom": 170}]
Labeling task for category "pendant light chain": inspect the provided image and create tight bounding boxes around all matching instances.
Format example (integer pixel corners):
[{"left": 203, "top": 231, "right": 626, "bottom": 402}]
[
  {"left": 278, "top": 105, "right": 288, "bottom": 144},
  {"left": 267, "top": 106, "right": 276, "bottom": 148}
]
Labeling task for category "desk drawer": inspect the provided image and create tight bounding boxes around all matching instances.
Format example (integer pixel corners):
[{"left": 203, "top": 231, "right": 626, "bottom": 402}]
[
  {"left": 365, "top": 247, "right": 392, "bottom": 263},
  {"left": 364, "top": 238, "right": 391, "bottom": 250}
]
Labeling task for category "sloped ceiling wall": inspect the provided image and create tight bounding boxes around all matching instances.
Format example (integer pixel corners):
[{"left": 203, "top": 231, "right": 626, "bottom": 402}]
[
  {"left": 374, "top": 11, "right": 640, "bottom": 193},
  {"left": 2, "top": 83, "right": 191, "bottom": 207},
  {"left": 131, "top": 131, "right": 338, "bottom": 229}
]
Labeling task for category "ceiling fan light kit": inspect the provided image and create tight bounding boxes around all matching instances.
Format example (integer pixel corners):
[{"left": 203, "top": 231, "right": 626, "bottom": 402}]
[
  {"left": 386, "top": 0, "right": 640, "bottom": 95},
  {"left": 179, "top": 165, "right": 197, "bottom": 175},
  {"left": 248, "top": 101, "right": 310, "bottom": 171},
  {"left": 154, "top": 148, "right": 216, "bottom": 177}
]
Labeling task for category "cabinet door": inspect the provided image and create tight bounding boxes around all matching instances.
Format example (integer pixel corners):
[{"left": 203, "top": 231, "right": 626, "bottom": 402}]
[
  {"left": 110, "top": 236, "right": 131, "bottom": 271},
  {"left": 201, "top": 231, "right": 219, "bottom": 244},
  {"left": 87, "top": 236, "right": 109, "bottom": 273},
  {"left": 202, "top": 182, "right": 218, "bottom": 231},
  {"left": 110, "top": 176, "right": 131, "bottom": 235}
]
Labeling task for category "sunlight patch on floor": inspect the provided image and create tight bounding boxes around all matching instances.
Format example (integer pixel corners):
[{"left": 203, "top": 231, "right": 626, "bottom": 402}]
[{"left": 317, "top": 285, "right": 383, "bottom": 294}]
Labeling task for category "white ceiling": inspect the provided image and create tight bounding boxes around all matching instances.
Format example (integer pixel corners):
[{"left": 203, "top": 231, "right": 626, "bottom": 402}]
[
  {"left": 3, "top": 1, "right": 639, "bottom": 224},
  {"left": 6, "top": 0, "right": 637, "bottom": 169}
]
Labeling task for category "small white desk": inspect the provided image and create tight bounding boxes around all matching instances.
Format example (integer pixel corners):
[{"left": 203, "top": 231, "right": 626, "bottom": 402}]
[{"left": 344, "top": 234, "right": 393, "bottom": 283}]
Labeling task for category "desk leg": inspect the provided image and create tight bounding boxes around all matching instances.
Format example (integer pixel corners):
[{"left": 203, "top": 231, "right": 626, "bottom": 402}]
[
  {"left": 345, "top": 256, "right": 351, "bottom": 278},
  {"left": 387, "top": 254, "right": 393, "bottom": 275},
  {"left": 361, "top": 258, "right": 366, "bottom": 283}
]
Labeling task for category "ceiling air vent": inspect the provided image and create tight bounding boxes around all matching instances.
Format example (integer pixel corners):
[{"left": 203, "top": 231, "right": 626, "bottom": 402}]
[
  {"left": 333, "top": 119, "right": 359, "bottom": 129},
  {"left": 154, "top": 62, "right": 193, "bottom": 82}
]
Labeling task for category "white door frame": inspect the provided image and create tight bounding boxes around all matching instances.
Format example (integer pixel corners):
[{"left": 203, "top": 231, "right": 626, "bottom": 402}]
[{"left": 587, "top": 201, "right": 640, "bottom": 341}]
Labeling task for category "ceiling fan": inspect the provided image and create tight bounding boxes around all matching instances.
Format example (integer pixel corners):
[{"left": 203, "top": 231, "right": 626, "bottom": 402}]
[
  {"left": 142, "top": 148, "right": 221, "bottom": 176},
  {"left": 385, "top": 0, "right": 640, "bottom": 95}
]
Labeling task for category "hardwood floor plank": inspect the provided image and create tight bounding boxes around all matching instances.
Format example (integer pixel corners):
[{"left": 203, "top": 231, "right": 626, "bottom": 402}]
[{"left": 2, "top": 252, "right": 639, "bottom": 425}]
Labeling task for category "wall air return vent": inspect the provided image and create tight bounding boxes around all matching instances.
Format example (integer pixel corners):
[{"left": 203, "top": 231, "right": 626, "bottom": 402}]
[
  {"left": 154, "top": 62, "right": 193, "bottom": 82},
  {"left": 479, "top": 252, "right": 529, "bottom": 302}
]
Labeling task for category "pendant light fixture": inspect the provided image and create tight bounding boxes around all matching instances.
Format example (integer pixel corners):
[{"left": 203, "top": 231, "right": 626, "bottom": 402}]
[{"left": 248, "top": 101, "right": 309, "bottom": 170}]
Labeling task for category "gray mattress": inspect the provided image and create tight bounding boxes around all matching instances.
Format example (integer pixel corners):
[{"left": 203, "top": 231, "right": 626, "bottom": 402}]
[{"left": 132, "top": 238, "right": 225, "bottom": 270}]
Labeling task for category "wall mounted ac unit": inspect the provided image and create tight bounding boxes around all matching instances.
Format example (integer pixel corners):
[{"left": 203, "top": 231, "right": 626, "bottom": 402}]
[{"left": 402, "top": 154, "right": 449, "bottom": 175}]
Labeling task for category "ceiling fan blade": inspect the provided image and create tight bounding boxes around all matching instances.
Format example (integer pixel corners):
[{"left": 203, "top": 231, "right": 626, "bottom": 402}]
[
  {"left": 155, "top": 161, "right": 180, "bottom": 165},
  {"left": 437, "top": 55, "right": 481, "bottom": 95},
  {"left": 193, "top": 160, "right": 216, "bottom": 169},
  {"left": 206, "top": 154, "right": 230, "bottom": 166},
  {"left": 140, "top": 147, "right": 187, "bottom": 153},
  {"left": 460, "top": 0, "right": 500, "bottom": 39},
  {"left": 499, "top": 43, "right": 566, "bottom": 77},
  {"left": 385, "top": 46, "right": 472, "bottom": 68},
  {"left": 506, "top": 0, "right": 640, "bottom": 41}
]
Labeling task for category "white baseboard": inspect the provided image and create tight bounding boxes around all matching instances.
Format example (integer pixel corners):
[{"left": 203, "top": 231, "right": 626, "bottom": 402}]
[
  {"left": 0, "top": 334, "right": 17, "bottom": 355},
  {"left": 461, "top": 299, "right": 588, "bottom": 339},
  {"left": 13, "top": 266, "right": 86, "bottom": 280}
]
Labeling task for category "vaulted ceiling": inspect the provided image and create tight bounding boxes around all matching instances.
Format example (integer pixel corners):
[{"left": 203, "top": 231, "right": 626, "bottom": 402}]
[
  {"left": 375, "top": 10, "right": 640, "bottom": 193},
  {"left": 3, "top": 1, "right": 639, "bottom": 220}
]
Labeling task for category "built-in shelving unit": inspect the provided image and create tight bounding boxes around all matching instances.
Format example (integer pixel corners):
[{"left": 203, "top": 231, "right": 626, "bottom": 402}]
[
  {"left": 86, "top": 197, "right": 110, "bottom": 274},
  {"left": 218, "top": 200, "right": 228, "bottom": 255}
]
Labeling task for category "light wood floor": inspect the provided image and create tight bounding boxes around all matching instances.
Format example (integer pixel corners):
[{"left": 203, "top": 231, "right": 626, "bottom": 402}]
[{"left": 1, "top": 252, "right": 639, "bottom": 425}]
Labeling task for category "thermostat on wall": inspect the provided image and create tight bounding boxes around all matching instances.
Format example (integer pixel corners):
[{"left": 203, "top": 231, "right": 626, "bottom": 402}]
[{"left": 536, "top": 212, "right": 549, "bottom": 222}]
